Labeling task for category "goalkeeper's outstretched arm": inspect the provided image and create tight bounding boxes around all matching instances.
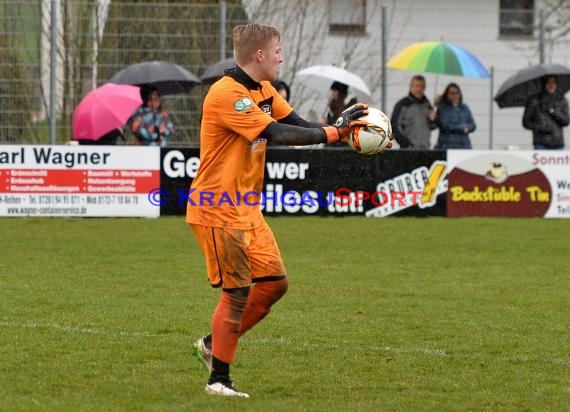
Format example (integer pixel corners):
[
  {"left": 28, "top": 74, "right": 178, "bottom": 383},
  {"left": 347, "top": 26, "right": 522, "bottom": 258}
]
[{"left": 261, "top": 103, "right": 369, "bottom": 146}]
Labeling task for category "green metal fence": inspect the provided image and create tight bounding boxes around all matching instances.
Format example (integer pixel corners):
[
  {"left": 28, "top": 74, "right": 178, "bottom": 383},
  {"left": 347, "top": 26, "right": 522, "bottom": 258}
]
[{"left": 0, "top": 0, "right": 247, "bottom": 146}]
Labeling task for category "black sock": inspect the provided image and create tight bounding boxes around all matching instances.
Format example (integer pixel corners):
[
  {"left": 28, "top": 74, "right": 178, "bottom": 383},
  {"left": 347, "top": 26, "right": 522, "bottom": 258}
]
[
  {"left": 208, "top": 356, "right": 230, "bottom": 384},
  {"left": 204, "top": 334, "right": 212, "bottom": 350}
]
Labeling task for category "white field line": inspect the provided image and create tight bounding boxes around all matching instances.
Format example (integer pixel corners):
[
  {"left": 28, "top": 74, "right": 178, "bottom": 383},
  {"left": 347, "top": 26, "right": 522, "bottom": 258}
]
[
  {"left": 250, "top": 337, "right": 570, "bottom": 367},
  {"left": 0, "top": 320, "right": 159, "bottom": 337},
  {"left": 1, "top": 321, "right": 568, "bottom": 367}
]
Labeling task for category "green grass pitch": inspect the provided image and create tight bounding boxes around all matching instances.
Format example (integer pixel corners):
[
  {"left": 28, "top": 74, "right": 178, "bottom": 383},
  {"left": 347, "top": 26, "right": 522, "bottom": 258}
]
[{"left": 1, "top": 216, "right": 569, "bottom": 411}]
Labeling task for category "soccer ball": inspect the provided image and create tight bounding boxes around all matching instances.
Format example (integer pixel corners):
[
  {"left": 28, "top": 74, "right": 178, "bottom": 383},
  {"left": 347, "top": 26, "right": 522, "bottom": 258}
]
[{"left": 348, "top": 107, "right": 392, "bottom": 155}]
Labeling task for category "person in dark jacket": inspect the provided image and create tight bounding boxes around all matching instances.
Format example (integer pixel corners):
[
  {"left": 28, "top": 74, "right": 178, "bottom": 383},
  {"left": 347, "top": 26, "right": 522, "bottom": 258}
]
[
  {"left": 322, "top": 81, "right": 358, "bottom": 147},
  {"left": 434, "top": 82, "right": 476, "bottom": 149},
  {"left": 522, "top": 75, "right": 569, "bottom": 150},
  {"left": 324, "top": 81, "right": 358, "bottom": 126},
  {"left": 390, "top": 75, "right": 437, "bottom": 149}
]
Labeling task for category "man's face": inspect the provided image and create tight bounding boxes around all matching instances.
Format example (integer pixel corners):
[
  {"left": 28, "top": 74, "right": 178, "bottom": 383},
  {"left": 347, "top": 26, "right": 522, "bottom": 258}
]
[
  {"left": 260, "top": 37, "right": 282, "bottom": 82},
  {"left": 545, "top": 76, "right": 558, "bottom": 94},
  {"left": 410, "top": 79, "right": 426, "bottom": 99}
]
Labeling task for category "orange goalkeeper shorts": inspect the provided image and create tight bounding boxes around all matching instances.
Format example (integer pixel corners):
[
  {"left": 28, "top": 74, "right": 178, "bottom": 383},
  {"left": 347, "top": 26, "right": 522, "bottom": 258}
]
[{"left": 190, "top": 220, "right": 286, "bottom": 289}]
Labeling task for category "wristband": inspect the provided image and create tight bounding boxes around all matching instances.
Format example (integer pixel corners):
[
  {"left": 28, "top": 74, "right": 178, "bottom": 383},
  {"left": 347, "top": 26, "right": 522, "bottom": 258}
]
[{"left": 322, "top": 126, "right": 340, "bottom": 144}]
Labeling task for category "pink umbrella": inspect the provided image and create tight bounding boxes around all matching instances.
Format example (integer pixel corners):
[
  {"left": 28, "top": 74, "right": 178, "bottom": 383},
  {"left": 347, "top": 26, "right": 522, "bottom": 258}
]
[{"left": 72, "top": 83, "right": 142, "bottom": 141}]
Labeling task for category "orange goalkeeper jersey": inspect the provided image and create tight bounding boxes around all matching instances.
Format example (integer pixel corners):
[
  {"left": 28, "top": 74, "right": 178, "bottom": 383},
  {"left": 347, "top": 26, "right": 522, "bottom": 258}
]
[{"left": 186, "top": 68, "right": 293, "bottom": 229}]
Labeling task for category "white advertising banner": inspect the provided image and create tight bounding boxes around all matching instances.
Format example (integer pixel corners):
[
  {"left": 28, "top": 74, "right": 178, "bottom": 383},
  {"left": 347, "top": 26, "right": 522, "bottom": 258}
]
[
  {"left": 447, "top": 150, "right": 570, "bottom": 218},
  {"left": 0, "top": 145, "right": 160, "bottom": 217}
]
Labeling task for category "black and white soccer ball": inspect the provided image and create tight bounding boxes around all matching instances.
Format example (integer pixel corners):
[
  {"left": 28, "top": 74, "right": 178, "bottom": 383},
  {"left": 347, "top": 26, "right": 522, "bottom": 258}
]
[{"left": 348, "top": 107, "right": 393, "bottom": 155}]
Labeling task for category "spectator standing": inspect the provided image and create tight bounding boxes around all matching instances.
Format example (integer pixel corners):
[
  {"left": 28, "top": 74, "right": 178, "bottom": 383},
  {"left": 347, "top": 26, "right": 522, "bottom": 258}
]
[
  {"left": 127, "top": 84, "right": 174, "bottom": 146},
  {"left": 390, "top": 75, "right": 437, "bottom": 149},
  {"left": 522, "top": 75, "right": 569, "bottom": 150},
  {"left": 434, "top": 82, "right": 476, "bottom": 149},
  {"left": 324, "top": 81, "right": 358, "bottom": 125}
]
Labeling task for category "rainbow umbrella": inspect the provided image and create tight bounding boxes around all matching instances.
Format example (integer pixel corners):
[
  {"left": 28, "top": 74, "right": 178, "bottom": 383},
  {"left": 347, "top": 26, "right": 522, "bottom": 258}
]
[{"left": 387, "top": 41, "right": 490, "bottom": 78}]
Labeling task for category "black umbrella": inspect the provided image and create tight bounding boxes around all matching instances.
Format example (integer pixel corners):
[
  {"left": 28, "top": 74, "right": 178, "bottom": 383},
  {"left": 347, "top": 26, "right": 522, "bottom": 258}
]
[
  {"left": 494, "top": 63, "right": 570, "bottom": 108},
  {"left": 200, "top": 57, "right": 236, "bottom": 85},
  {"left": 109, "top": 60, "right": 201, "bottom": 95}
]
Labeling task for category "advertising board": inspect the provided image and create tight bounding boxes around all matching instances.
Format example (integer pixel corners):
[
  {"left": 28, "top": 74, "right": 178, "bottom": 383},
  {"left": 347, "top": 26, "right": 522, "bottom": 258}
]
[
  {"left": 0, "top": 145, "right": 160, "bottom": 217},
  {"left": 447, "top": 150, "right": 570, "bottom": 218}
]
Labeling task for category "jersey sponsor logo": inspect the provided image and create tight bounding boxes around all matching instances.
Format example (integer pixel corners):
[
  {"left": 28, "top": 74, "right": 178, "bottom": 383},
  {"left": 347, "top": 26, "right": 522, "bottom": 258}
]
[
  {"left": 249, "top": 137, "right": 267, "bottom": 152},
  {"left": 258, "top": 97, "right": 274, "bottom": 116},
  {"left": 259, "top": 103, "right": 272, "bottom": 115},
  {"left": 250, "top": 137, "right": 267, "bottom": 145},
  {"left": 234, "top": 97, "right": 253, "bottom": 112}
]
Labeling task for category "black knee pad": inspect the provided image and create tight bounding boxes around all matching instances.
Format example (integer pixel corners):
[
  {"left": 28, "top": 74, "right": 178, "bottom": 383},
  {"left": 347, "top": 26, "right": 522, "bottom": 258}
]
[{"left": 223, "top": 286, "right": 251, "bottom": 297}]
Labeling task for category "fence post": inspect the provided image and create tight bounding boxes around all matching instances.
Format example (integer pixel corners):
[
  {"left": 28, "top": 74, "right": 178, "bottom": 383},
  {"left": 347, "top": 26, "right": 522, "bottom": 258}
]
[
  {"left": 49, "top": 0, "right": 57, "bottom": 145},
  {"left": 220, "top": 1, "right": 227, "bottom": 60},
  {"left": 489, "top": 66, "right": 494, "bottom": 149},
  {"left": 539, "top": 9, "right": 545, "bottom": 64},
  {"left": 381, "top": 6, "right": 387, "bottom": 111}
]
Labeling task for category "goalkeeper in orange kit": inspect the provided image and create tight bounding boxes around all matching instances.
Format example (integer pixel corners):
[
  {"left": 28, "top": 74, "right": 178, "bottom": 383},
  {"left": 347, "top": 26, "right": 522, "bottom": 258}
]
[{"left": 187, "top": 23, "right": 372, "bottom": 398}]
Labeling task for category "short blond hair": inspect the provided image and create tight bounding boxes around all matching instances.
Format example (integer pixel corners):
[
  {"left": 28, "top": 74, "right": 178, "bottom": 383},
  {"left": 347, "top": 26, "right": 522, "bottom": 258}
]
[{"left": 233, "top": 24, "right": 281, "bottom": 66}]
